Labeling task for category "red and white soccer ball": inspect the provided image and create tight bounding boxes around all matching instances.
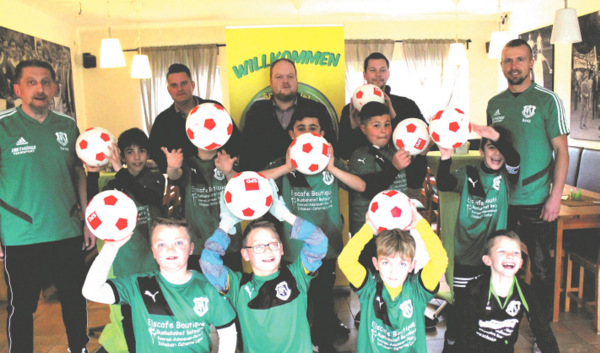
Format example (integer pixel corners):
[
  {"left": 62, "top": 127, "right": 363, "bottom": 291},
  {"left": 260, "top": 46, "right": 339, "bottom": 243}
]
[
  {"left": 76, "top": 127, "right": 116, "bottom": 167},
  {"left": 392, "top": 118, "right": 431, "bottom": 156},
  {"left": 429, "top": 108, "right": 471, "bottom": 150},
  {"left": 352, "top": 84, "right": 385, "bottom": 111},
  {"left": 367, "top": 190, "right": 412, "bottom": 232},
  {"left": 224, "top": 171, "right": 273, "bottom": 220},
  {"left": 186, "top": 103, "right": 233, "bottom": 151},
  {"left": 85, "top": 190, "right": 138, "bottom": 241},
  {"left": 289, "top": 132, "right": 331, "bottom": 175}
]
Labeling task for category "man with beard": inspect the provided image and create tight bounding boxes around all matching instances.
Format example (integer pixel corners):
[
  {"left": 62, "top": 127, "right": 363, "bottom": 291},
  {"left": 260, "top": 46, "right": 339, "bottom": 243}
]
[
  {"left": 486, "top": 39, "right": 567, "bottom": 351},
  {"left": 0, "top": 60, "right": 92, "bottom": 353},
  {"left": 239, "top": 58, "right": 336, "bottom": 171}
]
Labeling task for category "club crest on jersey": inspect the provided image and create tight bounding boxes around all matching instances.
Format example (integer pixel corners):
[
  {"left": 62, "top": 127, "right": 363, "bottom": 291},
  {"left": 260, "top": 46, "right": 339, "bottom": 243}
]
[
  {"left": 193, "top": 297, "right": 209, "bottom": 316},
  {"left": 399, "top": 299, "right": 413, "bottom": 318},
  {"left": 56, "top": 132, "right": 68, "bottom": 146},
  {"left": 505, "top": 300, "right": 521, "bottom": 317},
  {"left": 275, "top": 281, "right": 291, "bottom": 301},
  {"left": 323, "top": 171, "right": 334, "bottom": 185},
  {"left": 522, "top": 105, "right": 536, "bottom": 119},
  {"left": 493, "top": 175, "right": 502, "bottom": 191},
  {"left": 213, "top": 168, "right": 225, "bottom": 181}
]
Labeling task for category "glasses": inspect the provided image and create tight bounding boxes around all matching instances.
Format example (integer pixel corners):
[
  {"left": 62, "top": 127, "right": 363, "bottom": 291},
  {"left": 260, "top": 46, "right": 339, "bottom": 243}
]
[{"left": 244, "top": 242, "right": 282, "bottom": 254}]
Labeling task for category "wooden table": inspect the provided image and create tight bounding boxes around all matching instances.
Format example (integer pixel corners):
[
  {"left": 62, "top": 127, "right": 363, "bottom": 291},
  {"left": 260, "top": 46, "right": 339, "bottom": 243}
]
[{"left": 553, "top": 185, "right": 600, "bottom": 322}]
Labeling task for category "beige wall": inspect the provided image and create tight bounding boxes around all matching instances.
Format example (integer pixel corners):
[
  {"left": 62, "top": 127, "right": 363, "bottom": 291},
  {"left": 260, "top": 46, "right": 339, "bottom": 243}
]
[
  {"left": 4, "top": 0, "right": 600, "bottom": 148},
  {"left": 77, "top": 19, "right": 498, "bottom": 137}
]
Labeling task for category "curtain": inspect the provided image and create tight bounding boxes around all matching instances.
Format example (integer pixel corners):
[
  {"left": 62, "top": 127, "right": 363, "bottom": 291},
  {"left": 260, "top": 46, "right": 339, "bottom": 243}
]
[
  {"left": 139, "top": 44, "right": 219, "bottom": 133},
  {"left": 344, "top": 39, "right": 395, "bottom": 100},
  {"left": 400, "top": 39, "right": 468, "bottom": 119}
]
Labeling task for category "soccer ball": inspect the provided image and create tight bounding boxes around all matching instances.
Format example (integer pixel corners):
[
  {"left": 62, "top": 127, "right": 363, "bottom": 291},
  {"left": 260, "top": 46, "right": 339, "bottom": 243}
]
[
  {"left": 429, "top": 108, "right": 471, "bottom": 150},
  {"left": 289, "top": 132, "right": 330, "bottom": 175},
  {"left": 352, "top": 84, "right": 385, "bottom": 111},
  {"left": 186, "top": 103, "right": 233, "bottom": 151},
  {"left": 367, "top": 190, "right": 412, "bottom": 232},
  {"left": 392, "top": 118, "right": 431, "bottom": 155},
  {"left": 76, "top": 127, "right": 116, "bottom": 167},
  {"left": 224, "top": 171, "right": 273, "bottom": 220},
  {"left": 85, "top": 190, "right": 138, "bottom": 241}
]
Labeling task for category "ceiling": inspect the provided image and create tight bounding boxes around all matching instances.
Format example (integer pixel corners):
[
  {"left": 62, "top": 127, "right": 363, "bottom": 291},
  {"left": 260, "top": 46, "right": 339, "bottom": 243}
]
[{"left": 18, "top": 0, "right": 546, "bottom": 28}]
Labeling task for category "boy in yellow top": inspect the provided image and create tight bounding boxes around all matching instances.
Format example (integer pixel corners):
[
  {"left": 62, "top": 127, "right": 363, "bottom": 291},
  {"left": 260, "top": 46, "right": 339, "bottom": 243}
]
[{"left": 338, "top": 201, "right": 448, "bottom": 352}]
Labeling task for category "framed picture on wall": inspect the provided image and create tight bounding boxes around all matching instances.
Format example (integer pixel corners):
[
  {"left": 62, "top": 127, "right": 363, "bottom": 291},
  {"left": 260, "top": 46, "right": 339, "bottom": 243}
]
[
  {"left": 0, "top": 26, "right": 76, "bottom": 118},
  {"left": 570, "top": 11, "right": 600, "bottom": 141},
  {"left": 519, "top": 25, "right": 554, "bottom": 91}
]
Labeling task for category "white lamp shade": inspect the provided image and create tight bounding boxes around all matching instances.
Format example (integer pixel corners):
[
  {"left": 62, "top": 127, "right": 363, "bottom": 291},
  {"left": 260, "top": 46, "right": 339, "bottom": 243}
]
[
  {"left": 131, "top": 55, "right": 152, "bottom": 78},
  {"left": 550, "top": 8, "right": 582, "bottom": 44},
  {"left": 100, "top": 38, "right": 126, "bottom": 68},
  {"left": 448, "top": 43, "right": 468, "bottom": 65},
  {"left": 488, "top": 31, "right": 512, "bottom": 59}
]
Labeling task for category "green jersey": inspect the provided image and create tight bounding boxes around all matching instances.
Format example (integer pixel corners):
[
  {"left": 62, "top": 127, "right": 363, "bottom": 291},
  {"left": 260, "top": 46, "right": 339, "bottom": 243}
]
[
  {"left": 348, "top": 145, "right": 408, "bottom": 235},
  {"left": 180, "top": 156, "right": 241, "bottom": 255},
  {"left": 452, "top": 165, "right": 509, "bottom": 266},
  {"left": 487, "top": 82, "right": 568, "bottom": 205},
  {"left": 0, "top": 107, "right": 82, "bottom": 246},
  {"left": 226, "top": 258, "right": 313, "bottom": 353},
  {"left": 109, "top": 270, "right": 236, "bottom": 353},
  {"left": 269, "top": 157, "right": 347, "bottom": 261},
  {"left": 356, "top": 272, "right": 434, "bottom": 353}
]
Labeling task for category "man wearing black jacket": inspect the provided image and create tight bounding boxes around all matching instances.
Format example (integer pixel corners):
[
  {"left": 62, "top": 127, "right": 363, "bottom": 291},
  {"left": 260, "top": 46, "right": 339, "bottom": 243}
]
[{"left": 148, "top": 63, "right": 241, "bottom": 172}]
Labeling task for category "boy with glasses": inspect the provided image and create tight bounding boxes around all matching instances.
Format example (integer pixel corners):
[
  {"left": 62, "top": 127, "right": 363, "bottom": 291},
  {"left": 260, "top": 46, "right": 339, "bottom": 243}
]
[{"left": 200, "top": 186, "right": 328, "bottom": 353}]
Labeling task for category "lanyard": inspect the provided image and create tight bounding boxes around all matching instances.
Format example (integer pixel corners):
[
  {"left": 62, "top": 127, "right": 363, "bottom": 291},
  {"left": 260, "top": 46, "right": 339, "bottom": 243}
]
[{"left": 487, "top": 276, "right": 529, "bottom": 312}]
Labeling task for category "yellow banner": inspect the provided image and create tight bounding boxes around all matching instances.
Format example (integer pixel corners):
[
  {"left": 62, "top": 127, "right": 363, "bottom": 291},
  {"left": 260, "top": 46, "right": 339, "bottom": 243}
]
[{"left": 225, "top": 25, "right": 345, "bottom": 134}]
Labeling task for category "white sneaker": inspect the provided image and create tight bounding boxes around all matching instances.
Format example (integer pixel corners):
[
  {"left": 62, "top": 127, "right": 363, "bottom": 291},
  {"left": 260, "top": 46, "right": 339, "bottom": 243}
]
[{"left": 532, "top": 342, "right": 542, "bottom": 353}]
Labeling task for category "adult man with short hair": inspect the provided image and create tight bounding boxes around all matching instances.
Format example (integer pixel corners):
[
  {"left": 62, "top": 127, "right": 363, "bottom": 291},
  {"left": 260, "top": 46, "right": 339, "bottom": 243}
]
[
  {"left": 338, "top": 52, "right": 427, "bottom": 189},
  {"left": 0, "top": 59, "right": 92, "bottom": 353},
  {"left": 487, "top": 39, "right": 568, "bottom": 349},
  {"left": 239, "top": 58, "right": 336, "bottom": 171},
  {"left": 148, "top": 63, "right": 241, "bottom": 173}
]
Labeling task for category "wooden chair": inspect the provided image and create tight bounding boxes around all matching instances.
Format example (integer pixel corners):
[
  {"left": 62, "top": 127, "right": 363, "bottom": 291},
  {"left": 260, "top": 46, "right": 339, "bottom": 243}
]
[{"left": 564, "top": 246, "right": 600, "bottom": 333}]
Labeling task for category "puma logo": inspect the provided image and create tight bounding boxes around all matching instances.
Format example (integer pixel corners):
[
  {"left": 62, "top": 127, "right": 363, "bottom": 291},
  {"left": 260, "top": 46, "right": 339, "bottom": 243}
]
[
  {"left": 375, "top": 155, "right": 384, "bottom": 163},
  {"left": 468, "top": 177, "right": 478, "bottom": 188},
  {"left": 144, "top": 290, "right": 159, "bottom": 302},
  {"left": 375, "top": 295, "right": 384, "bottom": 309},
  {"left": 357, "top": 158, "right": 366, "bottom": 164},
  {"left": 244, "top": 285, "right": 254, "bottom": 298}
]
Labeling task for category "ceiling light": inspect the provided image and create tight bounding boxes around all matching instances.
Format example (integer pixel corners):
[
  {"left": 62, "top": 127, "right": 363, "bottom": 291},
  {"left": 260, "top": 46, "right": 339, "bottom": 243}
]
[
  {"left": 99, "top": 0, "right": 125, "bottom": 68},
  {"left": 550, "top": 0, "right": 582, "bottom": 44},
  {"left": 488, "top": 0, "right": 512, "bottom": 59},
  {"left": 131, "top": 54, "right": 151, "bottom": 79},
  {"left": 448, "top": 0, "right": 467, "bottom": 66}
]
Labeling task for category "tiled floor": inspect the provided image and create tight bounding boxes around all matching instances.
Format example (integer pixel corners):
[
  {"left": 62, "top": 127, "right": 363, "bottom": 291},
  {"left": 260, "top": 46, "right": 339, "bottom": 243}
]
[{"left": 1, "top": 285, "right": 600, "bottom": 353}]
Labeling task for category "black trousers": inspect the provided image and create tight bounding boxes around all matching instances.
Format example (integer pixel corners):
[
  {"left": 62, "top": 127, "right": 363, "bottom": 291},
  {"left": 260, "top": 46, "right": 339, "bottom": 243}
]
[
  {"left": 3, "top": 237, "right": 89, "bottom": 353},
  {"left": 308, "top": 258, "right": 340, "bottom": 346},
  {"left": 507, "top": 203, "right": 556, "bottom": 324}
]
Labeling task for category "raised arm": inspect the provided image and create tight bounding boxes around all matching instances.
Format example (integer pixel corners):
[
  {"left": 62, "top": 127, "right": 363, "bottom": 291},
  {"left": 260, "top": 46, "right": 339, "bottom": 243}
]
[
  {"left": 162, "top": 147, "right": 184, "bottom": 181},
  {"left": 268, "top": 181, "right": 327, "bottom": 272},
  {"left": 338, "top": 222, "right": 374, "bottom": 289},
  {"left": 326, "top": 146, "right": 365, "bottom": 192},
  {"left": 414, "top": 203, "right": 448, "bottom": 291},
  {"left": 200, "top": 197, "right": 241, "bottom": 294},
  {"left": 82, "top": 235, "right": 131, "bottom": 304}
]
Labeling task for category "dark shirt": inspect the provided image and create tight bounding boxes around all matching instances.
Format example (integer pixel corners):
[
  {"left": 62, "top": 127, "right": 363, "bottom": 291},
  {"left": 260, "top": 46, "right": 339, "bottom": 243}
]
[
  {"left": 240, "top": 95, "right": 336, "bottom": 171},
  {"left": 338, "top": 90, "right": 427, "bottom": 188},
  {"left": 148, "top": 96, "right": 242, "bottom": 173}
]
